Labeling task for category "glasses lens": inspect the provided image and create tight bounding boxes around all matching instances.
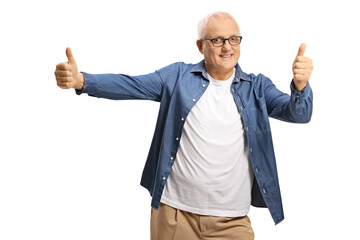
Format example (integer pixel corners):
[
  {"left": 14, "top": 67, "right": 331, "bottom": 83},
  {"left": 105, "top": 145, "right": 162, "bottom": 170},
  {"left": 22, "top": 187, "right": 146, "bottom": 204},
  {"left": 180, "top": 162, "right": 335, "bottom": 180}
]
[
  {"left": 229, "top": 36, "right": 241, "bottom": 45},
  {"left": 212, "top": 37, "right": 225, "bottom": 47}
]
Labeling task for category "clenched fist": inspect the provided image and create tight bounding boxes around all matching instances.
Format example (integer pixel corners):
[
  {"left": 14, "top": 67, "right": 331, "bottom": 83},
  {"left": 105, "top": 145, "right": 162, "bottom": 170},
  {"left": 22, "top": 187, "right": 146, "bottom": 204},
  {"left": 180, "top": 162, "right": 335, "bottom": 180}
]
[
  {"left": 54, "top": 47, "right": 84, "bottom": 90},
  {"left": 292, "top": 43, "right": 313, "bottom": 91}
]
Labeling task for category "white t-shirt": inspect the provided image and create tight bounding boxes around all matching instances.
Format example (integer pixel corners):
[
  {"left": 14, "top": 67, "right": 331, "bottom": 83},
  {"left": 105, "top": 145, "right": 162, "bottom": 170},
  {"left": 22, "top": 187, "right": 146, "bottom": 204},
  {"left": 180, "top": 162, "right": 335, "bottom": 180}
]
[{"left": 160, "top": 70, "right": 254, "bottom": 217}]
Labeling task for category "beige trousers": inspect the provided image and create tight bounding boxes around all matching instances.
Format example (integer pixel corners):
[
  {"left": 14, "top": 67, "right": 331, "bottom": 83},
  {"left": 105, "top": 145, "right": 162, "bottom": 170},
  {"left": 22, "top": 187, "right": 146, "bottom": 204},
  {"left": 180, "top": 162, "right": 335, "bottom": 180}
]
[{"left": 151, "top": 203, "right": 255, "bottom": 240}]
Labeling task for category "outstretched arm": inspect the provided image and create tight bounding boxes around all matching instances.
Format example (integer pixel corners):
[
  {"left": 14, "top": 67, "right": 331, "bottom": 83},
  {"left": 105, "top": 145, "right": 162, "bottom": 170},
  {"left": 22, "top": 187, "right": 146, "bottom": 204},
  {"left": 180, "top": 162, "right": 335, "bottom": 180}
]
[
  {"left": 264, "top": 43, "right": 314, "bottom": 123},
  {"left": 54, "top": 47, "right": 171, "bottom": 102}
]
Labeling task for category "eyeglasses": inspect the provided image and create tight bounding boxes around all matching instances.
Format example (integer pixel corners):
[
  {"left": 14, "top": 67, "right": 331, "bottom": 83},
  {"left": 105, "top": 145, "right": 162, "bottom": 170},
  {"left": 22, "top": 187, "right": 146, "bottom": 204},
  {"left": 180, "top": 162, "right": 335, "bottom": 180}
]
[{"left": 201, "top": 36, "right": 242, "bottom": 47}]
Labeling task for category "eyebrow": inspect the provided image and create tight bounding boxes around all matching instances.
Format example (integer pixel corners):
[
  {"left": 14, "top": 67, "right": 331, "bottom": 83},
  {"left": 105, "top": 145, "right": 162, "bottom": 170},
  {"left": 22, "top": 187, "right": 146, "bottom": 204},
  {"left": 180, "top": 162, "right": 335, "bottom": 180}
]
[{"left": 211, "top": 35, "right": 239, "bottom": 39}]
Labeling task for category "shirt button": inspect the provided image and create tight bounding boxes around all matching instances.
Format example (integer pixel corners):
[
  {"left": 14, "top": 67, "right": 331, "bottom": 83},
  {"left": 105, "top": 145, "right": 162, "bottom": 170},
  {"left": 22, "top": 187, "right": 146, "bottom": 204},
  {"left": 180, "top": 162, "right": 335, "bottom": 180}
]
[
  {"left": 202, "top": 84, "right": 206, "bottom": 87},
  {"left": 181, "top": 118, "right": 184, "bottom": 121},
  {"left": 162, "top": 177, "right": 166, "bottom": 180},
  {"left": 250, "top": 148, "right": 253, "bottom": 152},
  {"left": 232, "top": 88, "right": 235, "bottom": 92},
  {"left": 176, "top": 137, "right": 179, "bottom": 141},
  {"left": 192, "top": 98, "right": 196, "bottom": 102},
  {"left": 246, "top": 127, "right": 249, "bottom": 131},
  {"left": 256, "top": 168, "right": 259, "bottom": 173},
  {"left": 240, "top": 106, "right": 243, "bottom": 110},
  {"left": 170, "top": 156, "right": 174, "bottom": 160},
  {"left": 263, "top": 188, "right": 266, "bottom": 194}
]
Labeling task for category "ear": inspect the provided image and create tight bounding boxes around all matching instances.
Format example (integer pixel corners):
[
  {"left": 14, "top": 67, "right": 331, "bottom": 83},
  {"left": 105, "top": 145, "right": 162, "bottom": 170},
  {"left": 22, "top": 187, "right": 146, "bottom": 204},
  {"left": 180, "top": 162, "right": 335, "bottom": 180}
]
[{"left": 196, "top": 40, "right": 204, "bottom": 54}]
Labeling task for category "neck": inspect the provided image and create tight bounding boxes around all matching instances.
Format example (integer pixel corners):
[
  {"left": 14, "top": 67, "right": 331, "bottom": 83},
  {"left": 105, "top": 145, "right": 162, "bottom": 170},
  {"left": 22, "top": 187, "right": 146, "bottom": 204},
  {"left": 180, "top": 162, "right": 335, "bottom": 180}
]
[{"left": 205, "top": 65, "right": 235, "bottom": 81}]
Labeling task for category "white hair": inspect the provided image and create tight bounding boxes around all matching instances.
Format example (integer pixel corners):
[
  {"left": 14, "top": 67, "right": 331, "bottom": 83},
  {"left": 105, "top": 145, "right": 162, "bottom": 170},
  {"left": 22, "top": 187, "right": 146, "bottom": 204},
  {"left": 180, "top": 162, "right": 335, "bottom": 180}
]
[{"left": 197, "top": 12, "right": 238, "bottom": 39}]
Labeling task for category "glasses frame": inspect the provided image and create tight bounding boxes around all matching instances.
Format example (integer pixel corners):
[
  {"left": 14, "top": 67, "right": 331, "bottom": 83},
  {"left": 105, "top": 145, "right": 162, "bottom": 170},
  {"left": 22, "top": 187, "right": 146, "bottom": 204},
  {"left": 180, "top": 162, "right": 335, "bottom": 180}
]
[{"left": 201, "top": 36, "right": 243, "bottom": 47}]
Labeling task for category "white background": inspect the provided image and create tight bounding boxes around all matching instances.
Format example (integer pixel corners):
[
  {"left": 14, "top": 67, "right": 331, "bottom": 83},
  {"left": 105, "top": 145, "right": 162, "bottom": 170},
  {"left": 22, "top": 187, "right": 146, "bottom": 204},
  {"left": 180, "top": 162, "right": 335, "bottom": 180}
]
[{"left": 1, "top": 0, "right": 359, "bottom": 239}]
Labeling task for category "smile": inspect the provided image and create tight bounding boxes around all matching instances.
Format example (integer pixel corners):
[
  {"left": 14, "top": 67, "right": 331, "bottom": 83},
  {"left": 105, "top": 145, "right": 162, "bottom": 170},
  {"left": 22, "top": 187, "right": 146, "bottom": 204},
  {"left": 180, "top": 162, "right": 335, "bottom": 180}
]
[{"left": 219, "top": 54, "right": 233, "bottom": 59}]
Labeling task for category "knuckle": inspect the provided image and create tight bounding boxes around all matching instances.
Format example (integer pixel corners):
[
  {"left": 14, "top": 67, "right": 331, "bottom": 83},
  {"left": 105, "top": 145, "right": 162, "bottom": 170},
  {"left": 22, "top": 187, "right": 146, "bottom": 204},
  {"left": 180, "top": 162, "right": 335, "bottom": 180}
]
[
  {"left": 57, "top": 62, "right": 71, "bottom": 71},
  {"left": 294, "top": 74, "right": 302, "bottom": 80},
  {"left": 59, "top": 77, "right": 68, "bottom": 83},
  {"left": 56, "top": 63, "right": 65, "bottom": 69}
]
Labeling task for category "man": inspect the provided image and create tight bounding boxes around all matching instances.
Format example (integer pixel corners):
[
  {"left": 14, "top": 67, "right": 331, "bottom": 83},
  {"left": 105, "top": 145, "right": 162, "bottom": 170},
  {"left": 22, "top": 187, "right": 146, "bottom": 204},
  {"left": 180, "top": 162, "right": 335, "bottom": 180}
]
[{"left": 55, "top": 12, "right": 313, "bottom": 240}]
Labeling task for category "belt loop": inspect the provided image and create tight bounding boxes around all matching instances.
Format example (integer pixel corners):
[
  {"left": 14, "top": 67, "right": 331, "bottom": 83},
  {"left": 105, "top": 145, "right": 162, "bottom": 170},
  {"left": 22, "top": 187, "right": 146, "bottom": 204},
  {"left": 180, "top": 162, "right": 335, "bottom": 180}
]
[{"left": 175, "top": 208, "right": 178, "bottom": 222}]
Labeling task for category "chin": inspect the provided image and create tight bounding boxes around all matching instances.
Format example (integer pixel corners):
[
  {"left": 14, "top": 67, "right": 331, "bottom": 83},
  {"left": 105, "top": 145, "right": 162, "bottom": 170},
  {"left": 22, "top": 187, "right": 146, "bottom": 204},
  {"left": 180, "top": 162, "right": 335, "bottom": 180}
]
[{"left": 221, "top": 61, "right": 237, "bottom": 69}]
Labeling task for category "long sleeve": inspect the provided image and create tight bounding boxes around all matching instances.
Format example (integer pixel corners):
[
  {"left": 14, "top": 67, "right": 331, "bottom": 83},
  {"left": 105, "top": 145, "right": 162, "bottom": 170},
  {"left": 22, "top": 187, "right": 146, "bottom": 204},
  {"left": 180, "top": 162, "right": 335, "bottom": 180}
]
[
  {"left": 75, "top": 63, "right": 177, "bottom": 102},
  {"left": 262, "top": 75, "right": 313, "bottom": 123}
]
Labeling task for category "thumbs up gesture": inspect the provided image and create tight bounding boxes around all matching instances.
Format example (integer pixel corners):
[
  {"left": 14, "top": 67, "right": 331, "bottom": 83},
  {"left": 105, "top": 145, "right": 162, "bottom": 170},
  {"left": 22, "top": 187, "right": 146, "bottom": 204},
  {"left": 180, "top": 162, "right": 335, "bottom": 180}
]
[
  {"left": 54, "top": 47, "right": 84, "bottom": 90},
  {"left": 292, "top": 43, "right": 313, "bottom": 91}
]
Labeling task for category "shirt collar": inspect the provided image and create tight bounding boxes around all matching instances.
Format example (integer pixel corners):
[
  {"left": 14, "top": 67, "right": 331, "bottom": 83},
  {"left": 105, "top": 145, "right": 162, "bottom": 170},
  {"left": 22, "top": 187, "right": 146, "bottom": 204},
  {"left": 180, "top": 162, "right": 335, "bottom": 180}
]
[{"left": 190, "top": 59, "right": 252, "bottom": 82}]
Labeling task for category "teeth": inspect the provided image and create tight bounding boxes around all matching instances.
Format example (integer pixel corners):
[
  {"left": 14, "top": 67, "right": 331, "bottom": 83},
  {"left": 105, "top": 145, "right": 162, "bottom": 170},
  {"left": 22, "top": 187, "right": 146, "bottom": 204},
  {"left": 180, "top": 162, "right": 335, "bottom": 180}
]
[{"left": 221, "top": 55, "right": 231, "bottom": 57}]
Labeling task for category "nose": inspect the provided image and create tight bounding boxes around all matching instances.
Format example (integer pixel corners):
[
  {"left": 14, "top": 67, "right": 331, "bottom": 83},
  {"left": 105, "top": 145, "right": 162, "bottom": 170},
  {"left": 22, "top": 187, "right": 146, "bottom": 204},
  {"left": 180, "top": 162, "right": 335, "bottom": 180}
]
[{"left": 222, "top": 39, "right": 232, "bottom": 51}]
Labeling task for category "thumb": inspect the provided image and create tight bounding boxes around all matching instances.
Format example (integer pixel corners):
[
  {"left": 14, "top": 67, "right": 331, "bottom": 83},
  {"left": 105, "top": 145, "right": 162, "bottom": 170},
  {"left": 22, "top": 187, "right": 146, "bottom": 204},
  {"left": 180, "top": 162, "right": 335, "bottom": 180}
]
[
  {"left": 297, "top": 43, "right": 306, "bottom": 57},
  {"left": 66, "top": 47, "right": 76, "bottom": 64}
]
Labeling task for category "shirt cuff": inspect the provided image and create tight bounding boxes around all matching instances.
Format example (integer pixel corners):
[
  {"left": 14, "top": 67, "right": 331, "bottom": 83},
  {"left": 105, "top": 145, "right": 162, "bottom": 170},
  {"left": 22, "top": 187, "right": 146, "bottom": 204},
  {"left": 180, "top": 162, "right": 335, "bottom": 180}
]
[
  {"left": 75, "top": 72, "right": 97, "bottom": 95},
  {"left": 290, "top": 80, "right": 311, "bottom": 103}
]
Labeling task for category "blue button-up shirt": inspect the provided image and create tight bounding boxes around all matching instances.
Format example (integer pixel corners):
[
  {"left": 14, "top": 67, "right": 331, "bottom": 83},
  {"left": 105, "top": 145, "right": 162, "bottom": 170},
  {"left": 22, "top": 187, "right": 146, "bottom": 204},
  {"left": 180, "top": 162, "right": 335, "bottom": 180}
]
[{"left": 77, "top": 59, "right": 313, "bottom": 224}]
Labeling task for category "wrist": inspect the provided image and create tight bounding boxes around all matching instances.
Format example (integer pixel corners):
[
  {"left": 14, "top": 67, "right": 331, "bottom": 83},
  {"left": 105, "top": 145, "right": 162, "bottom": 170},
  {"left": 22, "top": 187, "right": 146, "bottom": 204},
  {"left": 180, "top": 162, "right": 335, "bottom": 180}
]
[
  {"left": 293, "top": 80, "right": 307, "bottom": 92},
  {"left": 75, "top": 72, "right": 84, "bottom": 90}
]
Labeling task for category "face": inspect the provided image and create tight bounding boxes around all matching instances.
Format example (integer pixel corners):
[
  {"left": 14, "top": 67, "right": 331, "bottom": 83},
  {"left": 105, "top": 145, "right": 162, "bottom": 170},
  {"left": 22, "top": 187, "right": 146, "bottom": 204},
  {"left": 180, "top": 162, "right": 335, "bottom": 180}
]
[{"left": 197, "top": 17, "right": 240, "bottom": 79}]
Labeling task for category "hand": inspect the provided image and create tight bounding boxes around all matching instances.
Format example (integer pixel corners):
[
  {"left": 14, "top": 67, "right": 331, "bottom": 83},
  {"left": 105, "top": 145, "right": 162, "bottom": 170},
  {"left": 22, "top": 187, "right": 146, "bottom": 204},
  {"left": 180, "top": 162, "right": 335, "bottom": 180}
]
[
  {"left": 292, "top": 43, "right": 313, "bottom": 91},
  {"left": 54, "top": 47, "right": 84, "bottom": 90}
]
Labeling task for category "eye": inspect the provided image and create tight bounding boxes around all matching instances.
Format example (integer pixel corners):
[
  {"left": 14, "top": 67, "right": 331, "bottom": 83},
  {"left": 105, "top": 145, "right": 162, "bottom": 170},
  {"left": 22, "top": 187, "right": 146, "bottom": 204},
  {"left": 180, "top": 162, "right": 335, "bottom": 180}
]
[
  {"left": 213, "top": 37, "right": 224, "bottom": 43},
  {"left": 229, "top": 36, "right": 241, "bottom": 44}
]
